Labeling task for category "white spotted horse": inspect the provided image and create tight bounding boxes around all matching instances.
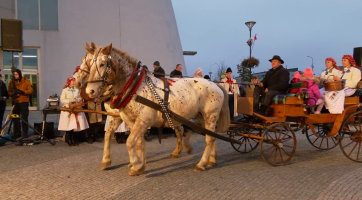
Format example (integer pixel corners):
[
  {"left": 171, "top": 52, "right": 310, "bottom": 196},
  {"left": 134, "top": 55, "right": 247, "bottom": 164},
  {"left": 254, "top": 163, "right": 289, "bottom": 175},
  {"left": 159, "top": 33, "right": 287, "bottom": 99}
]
[{"left": 85, "top": 43, "right": 230, "bottom": 176}]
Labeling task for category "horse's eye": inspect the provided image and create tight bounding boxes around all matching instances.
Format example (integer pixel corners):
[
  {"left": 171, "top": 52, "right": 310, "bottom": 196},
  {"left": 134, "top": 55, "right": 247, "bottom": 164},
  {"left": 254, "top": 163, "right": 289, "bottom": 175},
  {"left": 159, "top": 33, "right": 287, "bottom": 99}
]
[{"left": 100, "top": 64, "right": 104, "bottom": 67}]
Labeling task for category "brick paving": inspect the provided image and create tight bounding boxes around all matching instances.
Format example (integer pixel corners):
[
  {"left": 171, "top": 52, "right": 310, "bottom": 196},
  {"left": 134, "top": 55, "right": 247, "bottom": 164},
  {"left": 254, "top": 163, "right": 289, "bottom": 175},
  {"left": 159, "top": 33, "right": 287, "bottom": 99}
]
[{"left": 1, "top": 111, "right": 362, "bottom": 199}]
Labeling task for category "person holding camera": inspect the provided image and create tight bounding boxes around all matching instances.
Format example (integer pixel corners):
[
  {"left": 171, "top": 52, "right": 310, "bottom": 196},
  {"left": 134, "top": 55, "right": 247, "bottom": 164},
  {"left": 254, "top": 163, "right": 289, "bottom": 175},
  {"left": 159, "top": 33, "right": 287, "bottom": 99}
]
[
  {"left": 8, "top": 69, "right": 34, "bottom": 139},
  {"left": 0, "top": 74, "right": 9, "bottom": 129}
]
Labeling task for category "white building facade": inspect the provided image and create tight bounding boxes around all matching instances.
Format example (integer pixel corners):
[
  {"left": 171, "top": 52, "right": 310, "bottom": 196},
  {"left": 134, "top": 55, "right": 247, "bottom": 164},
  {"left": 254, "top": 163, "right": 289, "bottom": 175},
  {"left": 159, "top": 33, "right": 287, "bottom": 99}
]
[{"left": 0, "top": 0, "right": 186, "bottom": 110}]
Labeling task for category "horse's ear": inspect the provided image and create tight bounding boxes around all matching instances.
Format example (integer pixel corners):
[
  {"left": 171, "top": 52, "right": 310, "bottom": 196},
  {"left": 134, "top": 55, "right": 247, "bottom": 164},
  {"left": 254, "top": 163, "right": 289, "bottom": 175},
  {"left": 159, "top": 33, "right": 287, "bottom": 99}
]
[
  {"left": 85, "top": 42, "right": 90, "bottom": 48},
  {"left": 91, "top": 42, "right": 96, "bottom": 49},
  {"left": 85, "top": 47, "right": 94, "bottom": 54},
  {"left": 101, "top": 43, "right": 112, "bottom": 55}
]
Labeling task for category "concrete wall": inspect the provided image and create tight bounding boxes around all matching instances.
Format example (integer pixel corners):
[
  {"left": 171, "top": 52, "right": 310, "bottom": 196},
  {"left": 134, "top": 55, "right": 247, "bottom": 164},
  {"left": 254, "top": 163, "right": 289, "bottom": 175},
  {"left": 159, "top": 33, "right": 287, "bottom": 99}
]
[{"left": 0, "top": 0, "right": 185, "bottom": 109}]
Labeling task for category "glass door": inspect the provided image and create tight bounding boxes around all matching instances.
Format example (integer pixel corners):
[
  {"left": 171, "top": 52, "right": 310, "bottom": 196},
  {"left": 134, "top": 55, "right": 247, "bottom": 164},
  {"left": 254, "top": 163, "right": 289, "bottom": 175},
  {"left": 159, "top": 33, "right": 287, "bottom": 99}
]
[{"left": 0, "top": 48, "right": 40, "bottom": 110}]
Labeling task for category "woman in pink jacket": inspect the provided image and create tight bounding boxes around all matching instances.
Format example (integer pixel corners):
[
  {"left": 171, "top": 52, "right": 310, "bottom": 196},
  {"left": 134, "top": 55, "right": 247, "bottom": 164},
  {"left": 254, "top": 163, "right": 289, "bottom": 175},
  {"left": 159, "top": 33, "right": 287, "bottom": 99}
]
[{"left": 300, "top": 68, "right": 324, "bottom": 113}]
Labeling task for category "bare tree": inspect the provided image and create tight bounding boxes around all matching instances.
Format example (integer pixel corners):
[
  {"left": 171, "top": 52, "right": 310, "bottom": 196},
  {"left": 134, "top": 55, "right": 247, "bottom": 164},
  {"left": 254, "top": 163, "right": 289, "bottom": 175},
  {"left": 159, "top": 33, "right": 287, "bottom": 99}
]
[{"left": 215, "top": 60, "right": 228, "bottom": 81}]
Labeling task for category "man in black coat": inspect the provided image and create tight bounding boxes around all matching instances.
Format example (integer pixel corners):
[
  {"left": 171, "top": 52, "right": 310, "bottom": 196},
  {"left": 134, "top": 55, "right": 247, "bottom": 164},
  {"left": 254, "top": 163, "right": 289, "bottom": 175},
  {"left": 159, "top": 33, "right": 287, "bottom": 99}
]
[
  {"left": 153, "top": 61, "right": 165, "bottom": 78},
  {"left": 170, "top": 64, "right": 183, "bottom": 78},
  {"left": 0, "top": 74, "right": 9, "bottom": 129},
  {"left": 258, "top": 55, "right": 290, "bottom": 115}
]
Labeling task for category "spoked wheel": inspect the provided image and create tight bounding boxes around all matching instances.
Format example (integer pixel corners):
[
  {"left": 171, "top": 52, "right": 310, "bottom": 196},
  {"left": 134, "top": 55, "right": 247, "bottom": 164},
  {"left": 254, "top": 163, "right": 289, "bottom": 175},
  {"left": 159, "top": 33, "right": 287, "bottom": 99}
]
[
  {"left": 338, "top": 111, "right": 362, "bottom": 162},
  {"left": 306, "top": 124, "right": 338, "bottom": 150},
  {"left": 260, "top": 123, "right": 297, "bottom": 166},
  {"left": 228, "top": 128, "right": 261, "bottom": 154}
]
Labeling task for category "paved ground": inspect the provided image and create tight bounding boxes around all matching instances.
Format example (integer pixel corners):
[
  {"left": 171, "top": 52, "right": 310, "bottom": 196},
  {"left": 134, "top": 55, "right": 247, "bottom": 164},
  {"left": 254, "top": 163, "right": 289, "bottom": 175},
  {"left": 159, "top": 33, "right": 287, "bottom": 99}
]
[{"left": 1, "top": 111, "right": 362, "bottom": 200}]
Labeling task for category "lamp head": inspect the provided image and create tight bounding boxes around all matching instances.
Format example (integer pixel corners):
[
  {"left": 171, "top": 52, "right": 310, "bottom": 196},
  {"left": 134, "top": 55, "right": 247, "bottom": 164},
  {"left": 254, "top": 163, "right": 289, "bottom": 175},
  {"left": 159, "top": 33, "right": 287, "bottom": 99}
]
[{"left": 245, "top": 21, "right": 256, "bottom": 30}]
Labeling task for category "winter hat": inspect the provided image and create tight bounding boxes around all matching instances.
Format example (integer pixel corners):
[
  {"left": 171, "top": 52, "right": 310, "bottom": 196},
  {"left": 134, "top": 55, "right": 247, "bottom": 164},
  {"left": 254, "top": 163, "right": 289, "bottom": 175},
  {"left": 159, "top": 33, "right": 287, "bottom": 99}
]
[
  {"left": 325, "top": 57, "right": 339, "bottom": 70},
  {"left": 342, "top": 55, "right": 359, "bottom": 69},
  {"left": 304, "top": 67, "right": 314, "bottom": 78},
  {"left": 226, "top": 67, "right": 232, "bottom": 73},
  {"left": 63, "top": 77, "right": 75, "bottom": 89},
  {"left": 153, "top": 61, "right": 160, "bottom": 67},
  {"left": 204, "top": 75, "right": 210, "bottom": 80},
  {"left": 293, "top": 71, "right": 301, "bottom": 79}
]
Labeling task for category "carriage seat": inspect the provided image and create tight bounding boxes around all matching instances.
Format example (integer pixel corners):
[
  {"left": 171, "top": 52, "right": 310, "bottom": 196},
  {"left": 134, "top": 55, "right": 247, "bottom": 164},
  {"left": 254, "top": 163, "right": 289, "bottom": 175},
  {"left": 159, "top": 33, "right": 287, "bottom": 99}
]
[{"left": 272, "top": 93, "right": 298, "bottom": 104}]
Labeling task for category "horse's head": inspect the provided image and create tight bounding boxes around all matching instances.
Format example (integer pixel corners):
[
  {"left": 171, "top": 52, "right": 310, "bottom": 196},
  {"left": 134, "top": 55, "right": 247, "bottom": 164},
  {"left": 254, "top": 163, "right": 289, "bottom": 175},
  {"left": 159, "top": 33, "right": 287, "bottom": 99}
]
[
  {"left": 85, "top": 43, "right": 137, "bottom": 98},
  {"left": 76, "top": 42, "right": 96, "bottom": 89}
]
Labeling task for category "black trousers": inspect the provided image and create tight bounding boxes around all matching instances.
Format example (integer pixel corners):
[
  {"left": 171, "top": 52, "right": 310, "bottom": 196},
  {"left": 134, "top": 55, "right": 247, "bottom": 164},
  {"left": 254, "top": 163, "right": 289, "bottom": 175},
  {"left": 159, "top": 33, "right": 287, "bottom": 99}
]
[
  {"left": 263, "top": 90, "right": 284, "bottom": 106},
  {"left": 228, "top": 94, "right": 234, "bottom": 121},
  {"left": 13, "top": 102, "right": 29, "bottom": 137}
]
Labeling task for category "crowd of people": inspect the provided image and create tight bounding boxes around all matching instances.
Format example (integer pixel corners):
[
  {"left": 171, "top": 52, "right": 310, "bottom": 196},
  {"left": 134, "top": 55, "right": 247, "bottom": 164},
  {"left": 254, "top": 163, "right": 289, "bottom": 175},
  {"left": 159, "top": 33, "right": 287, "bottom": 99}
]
[
  {"left": 252, "top": 54, "right": 361, "bottom": 117},
  {"left": 2, "top": 53, "right": 360, "bottom": 146}
]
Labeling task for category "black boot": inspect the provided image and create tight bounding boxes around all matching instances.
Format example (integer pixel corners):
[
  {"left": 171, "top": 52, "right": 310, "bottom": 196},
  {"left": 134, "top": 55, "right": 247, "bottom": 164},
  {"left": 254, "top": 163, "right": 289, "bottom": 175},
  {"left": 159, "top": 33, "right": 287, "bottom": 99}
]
[
  {"left": 115, "top": 132, "right": 126, "bottom": 144},
  {"left": 85, "top": 130, "right": 93, "bottom": 144},
  {"left": 65, "top": 131, "right": 73, "bottom": 146},
  {"left": 259, "top": 105, "right": 267, "bottom": 116},
  {"left": 72, "top": 131, "right": 79, "bottom": 146}
]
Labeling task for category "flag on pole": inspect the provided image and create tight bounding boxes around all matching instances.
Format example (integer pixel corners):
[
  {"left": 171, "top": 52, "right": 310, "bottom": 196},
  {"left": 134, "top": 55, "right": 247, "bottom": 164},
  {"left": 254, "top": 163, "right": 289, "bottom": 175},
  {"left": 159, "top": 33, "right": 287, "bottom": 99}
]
[{"left": 254, "top": 34, "right": 257, "bottom": 41}]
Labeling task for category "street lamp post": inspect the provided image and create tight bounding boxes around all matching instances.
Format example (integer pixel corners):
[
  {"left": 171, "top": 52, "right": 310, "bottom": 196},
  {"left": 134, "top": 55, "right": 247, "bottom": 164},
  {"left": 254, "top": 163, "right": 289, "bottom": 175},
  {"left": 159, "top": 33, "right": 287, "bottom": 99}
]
[
  {"left": 307, "top": 56, "right": 314, "bottom": 72},
  {"left": 245, "top": 21, "right": 256, "bottom": 80}
]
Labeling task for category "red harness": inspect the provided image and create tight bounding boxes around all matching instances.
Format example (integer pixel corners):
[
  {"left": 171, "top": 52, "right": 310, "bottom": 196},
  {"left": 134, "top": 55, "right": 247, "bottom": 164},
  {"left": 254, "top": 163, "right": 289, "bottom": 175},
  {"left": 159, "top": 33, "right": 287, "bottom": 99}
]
[{"left": 110, "top": 67, "right": 146, "bottom": 109}]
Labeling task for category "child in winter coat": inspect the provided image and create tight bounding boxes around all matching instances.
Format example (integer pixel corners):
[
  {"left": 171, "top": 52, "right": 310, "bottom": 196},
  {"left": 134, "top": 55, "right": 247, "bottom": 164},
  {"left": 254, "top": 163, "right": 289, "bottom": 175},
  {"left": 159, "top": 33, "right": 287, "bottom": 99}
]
[
  {"left": 300, "top": 68, "right": 324, "bottom": 114},
  {"left": 290, "top": 71, "right": 301, "bottom": 94}
]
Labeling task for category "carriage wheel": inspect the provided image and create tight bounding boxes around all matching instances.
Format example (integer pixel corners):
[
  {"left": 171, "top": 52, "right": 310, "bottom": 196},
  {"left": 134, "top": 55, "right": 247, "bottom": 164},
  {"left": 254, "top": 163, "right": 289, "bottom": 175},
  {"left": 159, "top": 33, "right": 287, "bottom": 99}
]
[
  {"left": 228, "top": 128, "right": 261, "bottom": 154},
  {"left": 338, "top": 111, "right": 362, "bottom": 162},
  {"left": 306, "top": 124, "right": 338, "bottom": 150},
  {"left": 260, "top": 123, "right": 296, "bottom": 166}
]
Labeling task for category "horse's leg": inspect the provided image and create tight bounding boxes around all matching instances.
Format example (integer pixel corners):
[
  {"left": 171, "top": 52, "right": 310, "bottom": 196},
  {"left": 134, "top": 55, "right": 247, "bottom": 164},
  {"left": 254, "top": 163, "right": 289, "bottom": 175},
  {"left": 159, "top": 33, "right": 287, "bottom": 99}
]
[
  {"left": 207, "top": 140, "right": 217, "bottom": 167},
  {"left": 183, "top": 129, "right": 193, "bottom": 154},
  {"left": 194, "top": 114, "right": 217, "bottom": 172},
  {"left": 101, "top": 117, "right": 122, "bottom": 170},
  {"left": 170, "top": 126, "right": 184, "bottom": 159},
  {"left": 127, "top": 119, "right": 148, "bottom": 176},
  {"left": 184, "top": 115, "right": 204, "bottom": 155}
]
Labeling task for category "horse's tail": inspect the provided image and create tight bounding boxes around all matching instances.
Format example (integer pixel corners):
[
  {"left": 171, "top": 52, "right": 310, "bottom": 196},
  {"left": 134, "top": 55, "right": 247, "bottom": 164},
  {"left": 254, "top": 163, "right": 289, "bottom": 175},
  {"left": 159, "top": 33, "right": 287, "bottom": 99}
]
[{"left": 216, "top": 85, "right": 230, "bottom": 132}]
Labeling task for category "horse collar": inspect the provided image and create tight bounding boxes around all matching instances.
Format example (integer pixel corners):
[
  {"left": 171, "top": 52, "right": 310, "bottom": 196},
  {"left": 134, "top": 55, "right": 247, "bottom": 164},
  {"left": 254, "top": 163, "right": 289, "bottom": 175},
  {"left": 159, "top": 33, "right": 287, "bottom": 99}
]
[{"left": 109, "top": 67, "right": 146, "bottom": 109}]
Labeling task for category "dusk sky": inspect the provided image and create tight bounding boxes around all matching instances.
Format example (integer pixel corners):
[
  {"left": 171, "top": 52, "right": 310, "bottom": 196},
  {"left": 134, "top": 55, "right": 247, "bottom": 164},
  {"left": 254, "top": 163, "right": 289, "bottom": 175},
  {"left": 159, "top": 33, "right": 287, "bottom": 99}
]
[{"left": 172, "top": 0, "right": 362, "bottom": 79}]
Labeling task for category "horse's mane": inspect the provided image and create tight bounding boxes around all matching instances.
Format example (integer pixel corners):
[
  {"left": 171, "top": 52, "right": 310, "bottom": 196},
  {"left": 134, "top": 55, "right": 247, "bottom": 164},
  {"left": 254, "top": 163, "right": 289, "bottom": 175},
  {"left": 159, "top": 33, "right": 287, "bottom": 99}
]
[{"left": 111, "top": 47, "right": 138, "bottom": 67}]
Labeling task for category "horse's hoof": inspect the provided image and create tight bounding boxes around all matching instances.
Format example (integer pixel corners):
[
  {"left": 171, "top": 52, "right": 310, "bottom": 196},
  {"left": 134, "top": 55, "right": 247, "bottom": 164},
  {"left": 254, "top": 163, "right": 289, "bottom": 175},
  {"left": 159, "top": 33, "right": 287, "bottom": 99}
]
[
  {"left": 206, "top": 162, "right": 217, "bottom": 167},
  {"left": 193, "top": 165, "right": 205, "bottom": 172},
  {"left": 169, "top": 154, "right": 179, "bottom": 159},
  {"left": 128, "top": 163, "right": 132, "bottom": 168},
  {"left": 101, "top": 161, "right": 111, "bottom": 170},
  {"left": 128, "top": 168, "right": 144, "bottom": 176}
]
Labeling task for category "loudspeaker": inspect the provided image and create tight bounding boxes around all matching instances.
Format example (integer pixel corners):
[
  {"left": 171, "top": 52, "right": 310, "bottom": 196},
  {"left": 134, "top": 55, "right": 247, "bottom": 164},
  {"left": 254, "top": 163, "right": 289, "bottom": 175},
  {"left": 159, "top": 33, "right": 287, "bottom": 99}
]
[
  {"left": 1, "top": 18, "right": 23, "bottom": 52},
  {"left": 353, "top": 47, "right": 362, "bottom": 67},
  {"left": 34, "top": 122, "right": 55, "bottom": 139}
]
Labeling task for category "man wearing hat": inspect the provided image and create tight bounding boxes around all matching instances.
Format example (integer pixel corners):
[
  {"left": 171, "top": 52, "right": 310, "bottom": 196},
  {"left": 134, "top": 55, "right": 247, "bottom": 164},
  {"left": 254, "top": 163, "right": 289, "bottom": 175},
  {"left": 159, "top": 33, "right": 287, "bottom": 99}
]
[
  {"left": 258, "top": 55, "right": 290, "bottom": 115},
  {"left": 153, "top": 61, "right": 165, "bottom": 78},
  {"left": 220, "top": 67, "right": 239, "bottom": 120}
]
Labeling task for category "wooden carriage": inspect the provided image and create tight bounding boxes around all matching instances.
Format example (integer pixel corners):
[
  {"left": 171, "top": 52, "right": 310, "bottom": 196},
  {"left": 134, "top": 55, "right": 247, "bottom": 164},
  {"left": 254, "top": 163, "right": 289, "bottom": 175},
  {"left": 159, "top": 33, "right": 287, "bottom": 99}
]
[{"left": 227, "top": 93, "right": 362, "bottom": 166}]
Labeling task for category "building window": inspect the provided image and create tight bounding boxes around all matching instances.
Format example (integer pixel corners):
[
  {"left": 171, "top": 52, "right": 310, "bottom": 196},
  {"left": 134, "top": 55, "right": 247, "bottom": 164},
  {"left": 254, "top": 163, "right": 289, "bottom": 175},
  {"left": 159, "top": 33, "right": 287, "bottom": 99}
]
[
  {"left": 17, "top": 0, "right": 58, "bottom": 30},
  {"left": 40, "top": 0, "right": 58, "bottom": 30},
  {"left": 17, "top": 0, "right": 39, "bottom": 30},
  {"left": 1, "top": 48, "right": 39, "bottom": 109}
]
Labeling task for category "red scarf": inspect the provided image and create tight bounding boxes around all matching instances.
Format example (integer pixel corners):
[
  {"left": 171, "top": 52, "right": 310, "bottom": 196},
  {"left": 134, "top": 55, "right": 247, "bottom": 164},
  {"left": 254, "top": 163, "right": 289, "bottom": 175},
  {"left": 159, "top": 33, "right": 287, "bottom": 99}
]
[{"left": 226, "top": 77, "right": 233, "bottom": 83}]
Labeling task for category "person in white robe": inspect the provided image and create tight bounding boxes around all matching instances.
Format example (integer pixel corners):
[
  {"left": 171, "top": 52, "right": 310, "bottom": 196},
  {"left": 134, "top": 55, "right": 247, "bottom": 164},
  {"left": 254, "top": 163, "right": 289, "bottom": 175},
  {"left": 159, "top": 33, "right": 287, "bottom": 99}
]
[{"left": 58, "top": 77, "right": 89, "bottom": 146}]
